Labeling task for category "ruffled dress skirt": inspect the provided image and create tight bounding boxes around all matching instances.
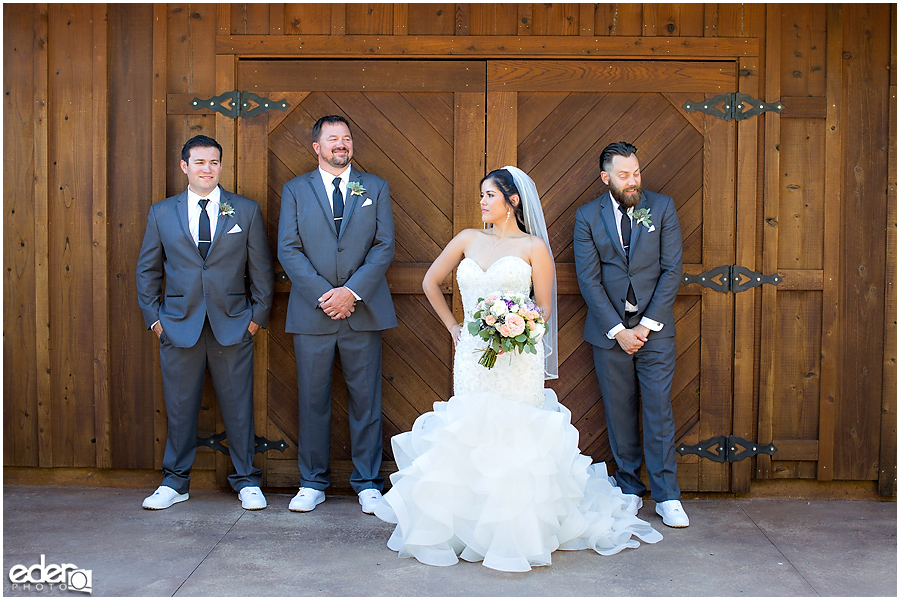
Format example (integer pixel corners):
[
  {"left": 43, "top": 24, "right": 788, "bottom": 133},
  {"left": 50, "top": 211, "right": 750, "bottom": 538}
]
[{"left": 374, "top": 391, "right": 663, "bottom": 572}]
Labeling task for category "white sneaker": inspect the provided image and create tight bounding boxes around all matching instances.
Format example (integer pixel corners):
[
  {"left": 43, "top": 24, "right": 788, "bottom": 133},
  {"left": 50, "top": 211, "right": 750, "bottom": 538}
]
[
  {"left": 142, "top": 485, "right": 189, "bottom": 510},
  {"left": 624, "top": 495, "right": 643, "bottom": 516},
  {"left": 358, "top": 489, "right": 383, "bottom": 514},
  {"left": 655, "top": 499, "right": 690, "bottom": 527},
  {"left": 289, "top": 487, "right": 325, "bottom": 512},
  {"left": 238, "top": 486, "right": 267, "bottom": 510}
]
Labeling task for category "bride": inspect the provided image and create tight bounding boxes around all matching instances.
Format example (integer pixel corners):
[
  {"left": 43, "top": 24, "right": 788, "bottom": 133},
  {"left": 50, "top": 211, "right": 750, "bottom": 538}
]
[{"left": 374, "top": 167, "right": 662, "bottom": 572}]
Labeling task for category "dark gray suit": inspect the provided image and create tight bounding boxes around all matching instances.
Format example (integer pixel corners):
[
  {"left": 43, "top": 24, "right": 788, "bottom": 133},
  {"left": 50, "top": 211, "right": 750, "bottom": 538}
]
[
  {"left": 574, "top": 189, "right": 683, "bottom": 502},
  {"left": 136, "top": 187, "right": 274, "bottom": 493},
  {"left": 277, "top": 167, "right": 396, "bottom": 493}
]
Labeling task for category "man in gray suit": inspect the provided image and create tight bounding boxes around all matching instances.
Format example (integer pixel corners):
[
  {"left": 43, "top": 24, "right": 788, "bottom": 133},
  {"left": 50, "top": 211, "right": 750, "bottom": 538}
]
[
  {"left": 137, "top": 135, "right": 274, "bottom": 510},
  {"left": 277, "top": 115, "right": 397, "bottom": 514},
  {"left": 574, "top": 141, "right": 689, "bottom": 528}
]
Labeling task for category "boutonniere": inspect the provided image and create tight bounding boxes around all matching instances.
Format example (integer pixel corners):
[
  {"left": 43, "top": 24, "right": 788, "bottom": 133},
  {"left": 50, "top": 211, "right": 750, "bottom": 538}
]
[
  {"left": 632, "top": 208, "right": 652, "bottom": 229},
  {"left": 347, "top": 181, "right": 366, "bottom": 197},
  {"left": 218, "top": 202, "right": 235, "bottom": 218}
]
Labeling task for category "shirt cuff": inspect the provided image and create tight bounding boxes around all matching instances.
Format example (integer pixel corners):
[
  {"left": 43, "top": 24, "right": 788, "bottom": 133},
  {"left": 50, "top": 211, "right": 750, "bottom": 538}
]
[
  {"left": 151, "top": 320, "right": 160, "bottom": 331},
  {"left": 607, "top": 323, "right": 626, "bottom": 339},
  {"left": 345, "top": 286, "right": 361, "bottom": 302},
  {"left": 640, "top": 317, "right": 663, "bottom": 331}
]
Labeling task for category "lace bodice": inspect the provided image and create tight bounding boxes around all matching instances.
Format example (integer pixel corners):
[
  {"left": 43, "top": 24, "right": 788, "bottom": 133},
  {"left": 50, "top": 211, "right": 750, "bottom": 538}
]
[{"left": 454, "top": 256, "right": 545, "bottom": 408}]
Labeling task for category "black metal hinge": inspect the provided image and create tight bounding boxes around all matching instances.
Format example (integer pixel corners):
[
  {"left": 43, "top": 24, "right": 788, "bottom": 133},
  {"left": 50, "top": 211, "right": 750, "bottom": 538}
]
[
  {"left": 190, "top": 91, "right": 290, "bottom": 119},
  {"left": 683, "top": 93, "right": 784, "bottom": 121},
  {"left": 678, "top": 436, "right": 777, "bottom": 463},
  {"left": 683, "top": 265, "right": 781, "bottom": 293},
  {"left": 197, "top": 433, "right": 289, "bottom": 455}
]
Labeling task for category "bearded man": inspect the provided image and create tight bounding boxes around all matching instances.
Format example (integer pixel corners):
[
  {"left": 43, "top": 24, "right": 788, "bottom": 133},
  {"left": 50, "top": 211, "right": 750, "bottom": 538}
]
[{"left": 573, "top": 141, "right": 689, "bottom": 528}]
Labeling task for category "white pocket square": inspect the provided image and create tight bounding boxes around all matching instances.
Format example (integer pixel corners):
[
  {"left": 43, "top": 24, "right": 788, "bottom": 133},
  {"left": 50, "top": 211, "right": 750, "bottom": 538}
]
[
  {"left": 227, "top": 224, "right": 242, "bottom": 234},
  {"left": 647, "top": 225, "right": 656, "bottom": 233},
  {"left": 361, "top": 198, "right": 373, "bottom": 207}
]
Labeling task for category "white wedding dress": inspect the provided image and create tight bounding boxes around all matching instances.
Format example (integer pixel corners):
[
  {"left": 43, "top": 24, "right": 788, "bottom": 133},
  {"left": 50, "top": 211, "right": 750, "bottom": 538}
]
[{"left": 374, "top": 255, "right": 662, "bottom": 572}]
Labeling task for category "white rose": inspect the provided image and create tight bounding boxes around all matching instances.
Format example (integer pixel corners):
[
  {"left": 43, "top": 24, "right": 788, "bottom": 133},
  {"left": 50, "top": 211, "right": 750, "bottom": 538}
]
[
  {"left": 491, "top": 301, "right": 508, "bottom": 316},
  {"left": 529, "top": 322, "right": 545, "bottom": 338}
]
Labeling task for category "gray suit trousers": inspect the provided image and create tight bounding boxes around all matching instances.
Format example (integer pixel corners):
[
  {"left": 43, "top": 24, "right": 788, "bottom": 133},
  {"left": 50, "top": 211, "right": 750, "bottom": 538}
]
[
  {"left": 293, "top": 320, "right": 384, "bottom": 494},
  {"left": 592, "top": 335, "right": 680, "bottom": 502},
  {"left": 159, "top": 319, "right": 261, "bottom": 494}
]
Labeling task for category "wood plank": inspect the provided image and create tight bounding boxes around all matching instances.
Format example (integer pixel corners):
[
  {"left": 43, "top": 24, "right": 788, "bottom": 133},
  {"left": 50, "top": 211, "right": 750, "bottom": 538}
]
[
  {"left": 453, "top": 92, "right": 486, "bottom": 320},
  {"left": 529, "top": 3, "right": 579, "bottom": 36},
  {"left": 772, "top": 440, "right": 820, "bottom": 462},
  {"left": 698, "top": 114, "right": 736, "bottom": 492},
  {"left": 91, "top": 3, "right": 110, "bottom": 469},
  {"left": 486, "top": 91, "right": 517, "bottom": 170},
  {"left": 778, "top": 120, "right": 825, "bottom": 270},
  {"left": 880, "top": 4, "right": 897, "bottom": 497},
  {"left": 579, "top": 4, "right": 594, "bottom": 36},
  {"left": 836, "top": 3, "right": 890, "bottom": 481},
  {"left": 489, "top": 60, "right": 735, "bottom": 93},
  {"left": 3, "top": 3, "right": 41, "bottom": 467},
  {"left": 239, "top": 60, "right": 485, "bottom": 93},
  {"left": 407, "top": 3, "right": 454, "bottom": 36},
  {"left": 231, "top": 3, "right": 270, "bottom": 35},
  {"left": 283, "top": 4, "right": 331, "bottom": 35},
  {"left": 331, "top": 3, "right": 345, "bottom": 35},
  {"left": 779, "top": 5, "right": 827, "bottom": 98},
  {"left": 780, "top": 96, "right": 827, "bottom": 119},
  {"left": 151, "top": 3, "right": 168, "bottom": 469},
  {"left": 269, "top": 4, "right": 284, "bottom": 35},
  {"left": 48, "top": 4, "right": 97, "bottom": 467},
  {"left": 642, "top": 3, "right": 657, "bottom": 36},
  {"left": 756, "top": 4, "right": 782, "bottom": 480},
  {"left": 732, "top": 54, "right": 761, "bottom": 493},
  {"left": 346, "top": 4, "right": 392, "bottom": 35},
  {"left": 217, "top": 34, "right": 760, "bottom": 59},
  {"left": 216, "top": 56, "right": 237, "bottom": 192},
  {"left": 392, "top": 3, "right": 408, "bottom": 35},
  {"left": 469, "top": 4, "right": 517, "bottom": 36}
]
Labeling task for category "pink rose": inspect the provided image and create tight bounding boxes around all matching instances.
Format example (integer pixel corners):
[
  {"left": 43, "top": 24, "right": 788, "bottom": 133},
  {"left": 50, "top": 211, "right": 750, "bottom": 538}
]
[
  {"left": 497, "top": 323, "right": 512, "bottom": 337},
  {"left": 484, "top": 294, "right": 499, "bottom": 304},
  {"left": 485, "top": 315, "right": 497, "bottom": 326},
  {"left": 505, "top": 314, "right": 526, "bottom": 337}
]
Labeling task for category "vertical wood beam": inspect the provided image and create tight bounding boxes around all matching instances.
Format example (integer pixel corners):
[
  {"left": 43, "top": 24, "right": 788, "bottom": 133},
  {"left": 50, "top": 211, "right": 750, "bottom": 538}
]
[
  {"left": 517, "top": 4, "right": 532, "bottom": 35},
  {"left": 642, "top": 3, "right": 657, "bottom": 36},
  {"left": 451, "top": 91, "right": 485, "bottom": 346},
  {"left": 455, "top": 3, "right": 470, "bottom": 36},
  {"left": 580, "top": 4, "right": 594, "bottom": 36},
  {"left": 34, "top": 3, "right": 51, "bottom": 468},
  {"left": 486, "top": 91, "right": 517, "bottom": 170},
  {"left": 756, "top": 3, "right": 782, "bottom": 479},
  {"left": 703, "top": 4, "right": 718, "bottom": 37},
  {"left": 331, "top": 4, "right": 345, "bottom": 35},
  {"left": 732, "top": 56, "right": 760, "bottom": 493},
  {"left": 393, "top": 4, "right": 407, "bottom": 35},
  {"left": 818, "top": 3, "right": 843, "bottom": 482},
  {"left": 151, "top": 3, "right": 167, "bottom": 469},
  {"left": 879, "top": 3, "right": 897, "bottom": 497},
  {"left": 269, "top": 4, "right": 284, "bottom": 35},
  {"left": 91, "top": 3, "right": 111, "bottom": 469}
]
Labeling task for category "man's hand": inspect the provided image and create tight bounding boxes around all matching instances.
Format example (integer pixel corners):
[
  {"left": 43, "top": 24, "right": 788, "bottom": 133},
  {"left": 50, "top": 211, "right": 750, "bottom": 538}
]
[
  {"left": 615, "top": 326, "right": 648, "bottom": 355},
  {"left": 319, "top": 287, "right": 356, "bottom": 320},
  {"left": 152, "top": 322, "right": 163, "bottom": 339},
  {"left": 248, "top": 321, "right": 260, "bottom": 336}
]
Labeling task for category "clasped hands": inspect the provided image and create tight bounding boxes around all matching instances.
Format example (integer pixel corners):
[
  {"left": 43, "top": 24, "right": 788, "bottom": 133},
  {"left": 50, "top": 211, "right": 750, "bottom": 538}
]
[
  {"left": 319, "top": 287, "right": 356, "bottom": 320},
  {"left": 615, "top": 324, "right": 650, "bottom": 355}
]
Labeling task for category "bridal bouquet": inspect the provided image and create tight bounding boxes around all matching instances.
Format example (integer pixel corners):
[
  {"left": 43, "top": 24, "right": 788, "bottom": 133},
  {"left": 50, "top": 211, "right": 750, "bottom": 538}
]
[{"left": 467, "top": 290, "right": 546, "bottom": 369}]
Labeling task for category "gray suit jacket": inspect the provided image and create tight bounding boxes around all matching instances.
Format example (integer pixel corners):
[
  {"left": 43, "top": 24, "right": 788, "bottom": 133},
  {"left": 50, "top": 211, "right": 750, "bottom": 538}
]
[
  {"left": 136, "top": 187, "right": 275, "bottom": 348},
  {"left": 574, "top": 189, "right": 683, "bottom": 349},
  {"left": 277, "top": 167, "right": 397, "bottom": 334}
]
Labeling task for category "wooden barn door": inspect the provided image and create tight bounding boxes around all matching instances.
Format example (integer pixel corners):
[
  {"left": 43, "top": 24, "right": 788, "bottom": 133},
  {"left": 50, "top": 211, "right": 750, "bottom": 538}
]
[
  {"left": 234, "top": 61, "right": 485, "bottom": 490},
  {"left": 485, "top": 60, "right": 747, "bottom": 493}
]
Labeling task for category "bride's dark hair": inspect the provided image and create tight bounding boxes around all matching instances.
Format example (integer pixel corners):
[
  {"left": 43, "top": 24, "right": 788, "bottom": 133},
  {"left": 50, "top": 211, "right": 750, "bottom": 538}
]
[{"left": 481, "top": 169, "right": 527, "bottom": 233}]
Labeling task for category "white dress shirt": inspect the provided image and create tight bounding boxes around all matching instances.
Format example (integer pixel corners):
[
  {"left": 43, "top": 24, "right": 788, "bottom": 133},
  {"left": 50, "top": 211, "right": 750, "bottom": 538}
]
[
  {"left": 187, "top": 185, "right": 221, "bottom": 247},
  {"left": 317, "top": 164, "right": 360, "bottom": 301},
  {"left": 606, "top": 198, "right": 664, "bottom": 339}
]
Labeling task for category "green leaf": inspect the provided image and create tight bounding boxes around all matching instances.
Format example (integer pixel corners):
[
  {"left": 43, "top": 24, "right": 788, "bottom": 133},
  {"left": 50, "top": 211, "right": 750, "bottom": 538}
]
[{"left": 515, "top": 334, "right": 527, "bottom": 343}]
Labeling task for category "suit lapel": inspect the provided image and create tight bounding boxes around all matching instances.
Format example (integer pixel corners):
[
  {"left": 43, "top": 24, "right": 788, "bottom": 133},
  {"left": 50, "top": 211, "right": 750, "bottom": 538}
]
[
  {"left": 599, "top": 191, "right": 627, "bottom": 263},
  {"left": 175, "top": 190, "right": 197, "bottom": 251},
  {"left": 337, "top": 168, "right": 363, "bottom": 241},
  {"left": 308, "top": 171, "right": 338, "bottom": 238}
]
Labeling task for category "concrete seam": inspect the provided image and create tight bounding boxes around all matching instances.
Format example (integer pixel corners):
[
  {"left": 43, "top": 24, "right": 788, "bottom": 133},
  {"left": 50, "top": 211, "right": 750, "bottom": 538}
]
[{"left": 171, "top": 510, "right": 247, "bottom": 596}]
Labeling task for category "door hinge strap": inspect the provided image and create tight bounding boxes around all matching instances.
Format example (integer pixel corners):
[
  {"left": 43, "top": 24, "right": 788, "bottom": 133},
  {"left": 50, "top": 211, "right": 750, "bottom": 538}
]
[
  {"left": 683, "top": 93, "right": 784, "bottom": 121},
  {"left": 683, "top": 265, "right": 781, "bottom": 293},
  {"left": 678, "top": 436, "right": 777, "bottom": 463},
  {"left": 197, "top": 433, "right": 289, "bottom": 455},
  {"left": 190, "top": 91, "right": 290, "bottom": 119}
]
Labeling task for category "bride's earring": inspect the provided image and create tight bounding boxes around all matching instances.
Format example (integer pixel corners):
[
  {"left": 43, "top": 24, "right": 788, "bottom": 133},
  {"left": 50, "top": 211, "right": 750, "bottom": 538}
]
[{"left": 506, "top": 208, "right": 511, "bottom": 222}]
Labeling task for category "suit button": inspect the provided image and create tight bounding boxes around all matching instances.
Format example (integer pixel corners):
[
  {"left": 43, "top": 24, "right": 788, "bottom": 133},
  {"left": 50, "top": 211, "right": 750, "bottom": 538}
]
[
  {"left": 203, "top": 265, "right": 208, "bottom": 270},
  {"left": 337, "top": 247, "right": 343, "bottom": 252}
]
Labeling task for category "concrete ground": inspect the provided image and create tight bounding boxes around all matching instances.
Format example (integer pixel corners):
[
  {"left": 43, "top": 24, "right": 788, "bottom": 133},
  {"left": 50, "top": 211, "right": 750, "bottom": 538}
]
[{"left": 2, "top": 486, "right": 896, "bottom": 597}]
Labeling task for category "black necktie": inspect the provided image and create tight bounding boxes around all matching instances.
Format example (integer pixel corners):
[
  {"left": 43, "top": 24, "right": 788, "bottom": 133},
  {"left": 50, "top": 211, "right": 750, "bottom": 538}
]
[
  {"left": 198, "top": 199, "right": 211, "bottom": 259},
  {"left": 620, "top": 208, "right": 637, "bottom": 307},
  {"left": 332, "top": 177, "right": 344, "bottom": 234}
]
